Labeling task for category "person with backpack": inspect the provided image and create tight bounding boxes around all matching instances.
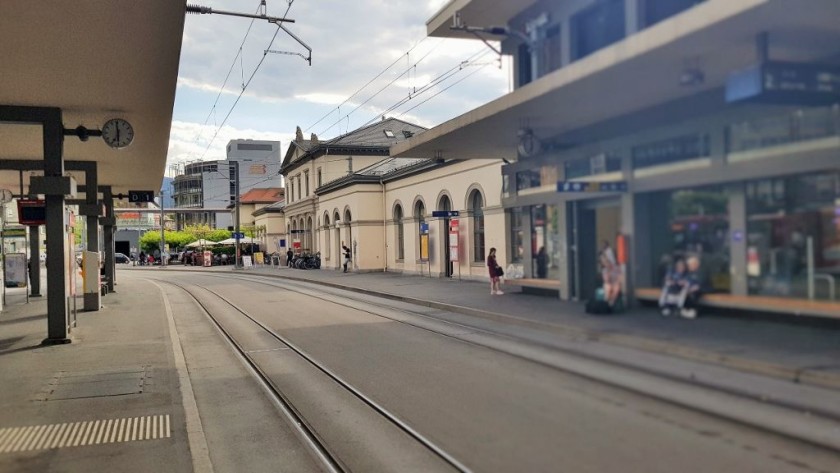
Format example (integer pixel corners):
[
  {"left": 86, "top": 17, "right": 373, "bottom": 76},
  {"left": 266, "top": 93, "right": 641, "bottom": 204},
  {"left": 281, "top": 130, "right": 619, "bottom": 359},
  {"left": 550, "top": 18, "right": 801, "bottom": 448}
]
[{"left": 342, "top": 242, "right": 352, "bottom": 273}]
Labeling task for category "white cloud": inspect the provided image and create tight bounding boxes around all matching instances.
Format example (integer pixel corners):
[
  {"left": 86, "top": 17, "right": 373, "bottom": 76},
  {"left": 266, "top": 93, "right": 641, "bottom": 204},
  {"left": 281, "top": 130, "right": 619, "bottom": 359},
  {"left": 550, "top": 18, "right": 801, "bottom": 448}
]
[
  {"left": 169, "top": 0, "right": 511, "bottom": 168},
  {"left": 166, "top": 120, "right": 292, "bottom": 170}
]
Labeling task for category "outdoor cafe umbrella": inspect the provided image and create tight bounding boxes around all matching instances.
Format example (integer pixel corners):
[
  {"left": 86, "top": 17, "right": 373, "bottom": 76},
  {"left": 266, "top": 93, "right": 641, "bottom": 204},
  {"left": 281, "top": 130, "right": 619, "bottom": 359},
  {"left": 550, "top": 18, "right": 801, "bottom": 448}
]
[
  {"left": 217, "top": 236, "right": 257, "bottom": 245},
  {"left": 185, "top": 239, "right": 219, "bottom": 248}
]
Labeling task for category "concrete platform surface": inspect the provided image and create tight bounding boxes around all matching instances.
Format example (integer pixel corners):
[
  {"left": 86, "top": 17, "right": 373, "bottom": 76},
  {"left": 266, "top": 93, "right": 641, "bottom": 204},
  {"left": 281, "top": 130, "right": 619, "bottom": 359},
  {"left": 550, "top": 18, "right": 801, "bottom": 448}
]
[{"left": 0, "top": 273, "right": 319, "bottom": 473}]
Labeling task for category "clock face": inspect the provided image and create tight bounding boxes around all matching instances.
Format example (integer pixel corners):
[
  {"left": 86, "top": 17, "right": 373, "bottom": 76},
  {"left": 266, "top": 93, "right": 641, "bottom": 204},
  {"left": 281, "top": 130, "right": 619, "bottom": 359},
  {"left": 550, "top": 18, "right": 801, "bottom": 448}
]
[{"left": 101, "top": 119, "right": 134, "bottom": 149}]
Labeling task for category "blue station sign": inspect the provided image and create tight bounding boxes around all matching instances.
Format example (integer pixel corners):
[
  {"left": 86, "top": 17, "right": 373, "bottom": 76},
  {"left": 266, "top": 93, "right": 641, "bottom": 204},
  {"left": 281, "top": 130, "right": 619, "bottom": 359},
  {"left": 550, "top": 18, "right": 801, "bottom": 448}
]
[
  {"left": 557, "top": 181, "right": 628, "bottom": 193},
  {"left": 431, "top": 210, "right": 459, "bottom": 218}
]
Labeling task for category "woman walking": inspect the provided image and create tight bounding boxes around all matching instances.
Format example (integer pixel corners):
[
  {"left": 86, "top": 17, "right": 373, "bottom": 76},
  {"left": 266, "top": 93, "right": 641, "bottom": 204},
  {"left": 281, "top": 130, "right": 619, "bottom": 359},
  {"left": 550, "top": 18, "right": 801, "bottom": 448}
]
[{"left": 487, "top": 247, "right": 504, "bottom": 295}]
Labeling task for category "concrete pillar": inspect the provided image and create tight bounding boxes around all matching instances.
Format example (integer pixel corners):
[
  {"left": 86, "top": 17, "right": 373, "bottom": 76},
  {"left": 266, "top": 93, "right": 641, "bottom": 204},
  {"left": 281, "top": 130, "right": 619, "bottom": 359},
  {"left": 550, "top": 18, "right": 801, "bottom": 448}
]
[
  {"left": 83, "top": 215, "right": 101, "bottom": 310},
  {"left": 28, "top": 226, "right": 41, "bottom": 297},
  {"left": 625, "top": 0, "right": 640, "bottom": 36},
  {"left": 523, "top": 208, "right": 534, "bottom": 278},
  {"left": 39, "top": 110, "right": 70, "bottom": 344},
  {"left": 560, "top": 18, "right": 572, "bottom": 66},
  {"left": 101, "top": 188, "right": 116, "bottom": 293},
  {"left": 620, "top": 192, "right": 636, "bottom": 306},
  {"left": 728, "top": 183, "right": 748, "bottom": 296},
  {"left": 555, "top": 203, "right": 570, "bottom": 300}
]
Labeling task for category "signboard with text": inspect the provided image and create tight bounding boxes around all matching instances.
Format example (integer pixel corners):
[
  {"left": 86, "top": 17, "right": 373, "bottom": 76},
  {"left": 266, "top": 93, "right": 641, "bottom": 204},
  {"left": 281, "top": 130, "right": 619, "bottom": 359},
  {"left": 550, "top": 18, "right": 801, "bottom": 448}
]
[
  {"left": 449, "top": 218, "right": 460, "bottom": 262},
  {"left": 557, "top": 181, "right": 628, "bottom": 193}
]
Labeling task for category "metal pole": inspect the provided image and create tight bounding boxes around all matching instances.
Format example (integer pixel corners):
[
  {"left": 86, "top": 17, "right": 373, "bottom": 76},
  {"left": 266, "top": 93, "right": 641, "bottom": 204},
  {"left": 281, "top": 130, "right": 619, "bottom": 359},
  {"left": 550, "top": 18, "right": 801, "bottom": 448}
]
[
  {"left": 807, "top": 236, "right": 815, "bottom": 300},
  {"left": 234, "top": 162, "right": 242, "bottom": 269},
  {"left": 160, "top": 191, "right": 166, "bottom": 268}
]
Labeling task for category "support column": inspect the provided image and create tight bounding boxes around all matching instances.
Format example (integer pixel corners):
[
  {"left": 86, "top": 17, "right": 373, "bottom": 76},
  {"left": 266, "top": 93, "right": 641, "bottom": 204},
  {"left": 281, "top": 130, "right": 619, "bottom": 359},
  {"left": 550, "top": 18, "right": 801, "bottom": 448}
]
[
  {"left": 28, "top": 225, "right": 41, "bottom": 297},
  {"left": 78, "top": 167, "right": 102, "bottom": 310},
  {"left": 42, "top": 109, "right": 69, "bottom": 344},
  {"left": 83, "top": 213, "right": 101, "bottom": 310},
  {"left": 728, "top": 184, "right": 748, "bottom": 296},
  {"left": 101, "top": 188, "right": 116, "bottom": 293},
  {"left": 625, "top": 0, "right": 640, "bottom": 35}
]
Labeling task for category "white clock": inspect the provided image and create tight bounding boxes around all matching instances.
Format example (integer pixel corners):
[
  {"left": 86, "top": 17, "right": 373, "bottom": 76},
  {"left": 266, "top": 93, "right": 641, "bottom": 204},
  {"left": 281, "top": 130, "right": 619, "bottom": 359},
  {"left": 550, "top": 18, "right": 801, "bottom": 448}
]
[{"left": 101, "top": 118, "right": 134, "bottom": 149}]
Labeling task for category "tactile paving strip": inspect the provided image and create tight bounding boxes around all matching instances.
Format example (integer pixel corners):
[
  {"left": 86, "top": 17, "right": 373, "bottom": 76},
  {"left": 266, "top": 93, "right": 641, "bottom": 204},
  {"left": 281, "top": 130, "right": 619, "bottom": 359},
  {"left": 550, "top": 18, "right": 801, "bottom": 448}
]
[{"left": 0, "top": 414, "right": 170, "bottom": 454}]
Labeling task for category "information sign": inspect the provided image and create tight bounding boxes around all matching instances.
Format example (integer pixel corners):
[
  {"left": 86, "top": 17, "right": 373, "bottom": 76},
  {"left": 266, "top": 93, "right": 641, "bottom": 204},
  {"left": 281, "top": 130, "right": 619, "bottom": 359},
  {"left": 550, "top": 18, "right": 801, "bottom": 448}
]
[
  {"left": 419, "top": 234, "right": 429, "bottom": 261},
  {"left": 203, "top": 250, "right": 212, "bottom": 267},
  {"left": 242, "top": 256, "right": 253, "bottom": 268},
  {"left": 4, "top": 253, "right": 27, "bottom": 288},
  {"left": 232, "top": 232, "right": 245, "bottom": 239},
  {"left": 128, "top": 190, "right": 155, "bottom": 203},
  {"left": 557, "top": 181, "right": 628, "bottom": 193},
  {"left": 449, "top": 218, "right": 460, "bottom": 262},
  {"left": 432, "top": 210, "right": 459, "bottom": 218}
]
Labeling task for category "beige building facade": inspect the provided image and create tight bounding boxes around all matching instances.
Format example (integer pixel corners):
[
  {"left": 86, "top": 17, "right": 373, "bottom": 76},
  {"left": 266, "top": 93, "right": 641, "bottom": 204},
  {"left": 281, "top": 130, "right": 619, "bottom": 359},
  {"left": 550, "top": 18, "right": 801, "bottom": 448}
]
[{"left": 280, "top": 119, "right": 507, "bottom": 280}]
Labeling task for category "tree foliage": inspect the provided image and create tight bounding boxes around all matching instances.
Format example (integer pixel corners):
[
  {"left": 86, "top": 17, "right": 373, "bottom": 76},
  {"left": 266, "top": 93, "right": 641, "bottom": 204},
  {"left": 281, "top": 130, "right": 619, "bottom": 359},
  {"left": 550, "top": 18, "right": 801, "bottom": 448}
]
[{"left": 138, "top": 226, "right": 233, "bottom": 252}]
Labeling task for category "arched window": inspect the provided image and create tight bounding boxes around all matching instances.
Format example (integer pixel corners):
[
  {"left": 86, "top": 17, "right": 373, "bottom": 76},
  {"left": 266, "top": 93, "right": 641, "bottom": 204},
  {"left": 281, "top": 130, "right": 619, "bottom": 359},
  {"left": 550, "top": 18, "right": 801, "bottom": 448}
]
[
  {"left": 470, "top": 190, "right": 485, "bottom": 262},
  {"left": 414, "top": 200, "right": 426, "bottom": 258},
  {"left": 394, "top": 204, "right": 404, "bottom": 260}
]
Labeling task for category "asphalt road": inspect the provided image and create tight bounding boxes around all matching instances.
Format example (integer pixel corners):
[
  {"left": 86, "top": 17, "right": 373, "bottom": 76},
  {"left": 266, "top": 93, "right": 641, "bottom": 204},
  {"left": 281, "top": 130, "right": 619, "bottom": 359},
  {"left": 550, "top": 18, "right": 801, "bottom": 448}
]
[{"left": 150, "top": 271, "right": 840, "bottom": 473}]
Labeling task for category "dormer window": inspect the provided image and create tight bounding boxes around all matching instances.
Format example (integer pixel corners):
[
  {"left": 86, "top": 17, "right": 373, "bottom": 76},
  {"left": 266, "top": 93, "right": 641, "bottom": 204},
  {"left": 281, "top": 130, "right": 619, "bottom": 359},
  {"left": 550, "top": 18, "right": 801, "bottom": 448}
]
[{"left": 384, "top": 130, "right": 395, "bottom": 138}]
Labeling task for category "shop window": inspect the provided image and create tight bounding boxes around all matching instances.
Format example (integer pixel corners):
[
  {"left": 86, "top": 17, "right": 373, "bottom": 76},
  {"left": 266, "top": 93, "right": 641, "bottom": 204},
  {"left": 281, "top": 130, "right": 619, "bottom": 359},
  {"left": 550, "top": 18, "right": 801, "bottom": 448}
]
[
  {"left": 642, "top": 0, "right": 705, "bottom": 28},
  {"left": 729, "top": 106, "right": 839, "bottom": 154},
  {"left": 539, "top": 24, "right": 562, "bottom": 77},
  {"left": 394, "top": 204, "right": 405, "bottom": 261},
  {"left": 632, "top": 134, "right": 710, "bottom": 169},
  {"left": 530, "top": 204, "right": 562, "bottom": 280},
  {"left": 572, "top": 0, "right": 625, "bottom": 61},
  {"left": 565, "top": 154, "right": 622, "bottom": 179},
  {"left": 650, "top": 187, "right": 730, "bottom": 293},
  {"left": 746, "top": 172, "right": 840, "bottom": 300},
  {"left": 518, "top": 43, "right": 532, "bottom": 87},
  {"left": 516, "top": 169, "right": 542, "bottom": 192},
  {"left": 470, "top": 191, "right": 485, "bottom": 262},
  {"left": 509, "top": 208, "right": 524, "bottom": 263}
]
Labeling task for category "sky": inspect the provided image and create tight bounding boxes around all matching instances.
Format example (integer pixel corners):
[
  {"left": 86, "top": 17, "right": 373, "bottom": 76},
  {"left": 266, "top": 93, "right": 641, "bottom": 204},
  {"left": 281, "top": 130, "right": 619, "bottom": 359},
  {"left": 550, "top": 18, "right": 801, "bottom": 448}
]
[{"left": 167, "top": 0, "right": 510, "bottom": 175}]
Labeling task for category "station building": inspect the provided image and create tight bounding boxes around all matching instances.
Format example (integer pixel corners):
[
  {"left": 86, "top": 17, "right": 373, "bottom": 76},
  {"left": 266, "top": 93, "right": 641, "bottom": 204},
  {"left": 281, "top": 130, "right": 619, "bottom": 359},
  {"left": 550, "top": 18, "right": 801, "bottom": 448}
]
[
  {"left": 391, "top": 0, "right": 840, "bottom": 311},
  {"left": 280, "top": 118, "right": 506, "bottom": 279}
]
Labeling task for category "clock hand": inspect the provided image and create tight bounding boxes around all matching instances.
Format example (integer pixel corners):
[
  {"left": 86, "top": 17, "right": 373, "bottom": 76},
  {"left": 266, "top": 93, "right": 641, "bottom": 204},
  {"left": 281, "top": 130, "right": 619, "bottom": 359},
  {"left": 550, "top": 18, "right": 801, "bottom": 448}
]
[{"left": 116, "top": 125, "right": 120, "bottom": 144}]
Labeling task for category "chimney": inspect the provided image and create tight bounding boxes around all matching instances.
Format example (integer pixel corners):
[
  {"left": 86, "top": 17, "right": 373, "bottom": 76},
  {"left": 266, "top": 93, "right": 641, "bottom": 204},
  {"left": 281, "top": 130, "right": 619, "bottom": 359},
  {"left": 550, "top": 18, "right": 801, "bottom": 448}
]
[
  {"left": 295, "top": 126, "right": 303, "bottom": 142},
  {"left": 310, "top": 133, "right": 319, "bottom": 146}
]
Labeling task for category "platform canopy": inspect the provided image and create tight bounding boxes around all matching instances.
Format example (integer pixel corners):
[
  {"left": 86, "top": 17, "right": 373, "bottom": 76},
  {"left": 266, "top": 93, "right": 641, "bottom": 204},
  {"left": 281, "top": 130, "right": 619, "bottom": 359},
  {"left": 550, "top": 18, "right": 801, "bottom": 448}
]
[
  {"left": 0, "top": 0, "right": 187, "bottom": 196},
  {"left": 393, "top": 0, "right": 840, "bottom": 161}
]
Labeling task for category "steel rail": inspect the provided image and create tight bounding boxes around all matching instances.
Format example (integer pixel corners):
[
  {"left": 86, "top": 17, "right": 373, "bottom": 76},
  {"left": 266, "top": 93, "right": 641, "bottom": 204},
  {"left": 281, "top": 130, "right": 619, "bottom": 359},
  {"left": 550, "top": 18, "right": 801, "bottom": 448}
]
[
  {"left": 156, "top": 279, "right": 344, "bottom": 473},
  {"left": 160, "top": 278, "right": 471, "bottom": 473}
]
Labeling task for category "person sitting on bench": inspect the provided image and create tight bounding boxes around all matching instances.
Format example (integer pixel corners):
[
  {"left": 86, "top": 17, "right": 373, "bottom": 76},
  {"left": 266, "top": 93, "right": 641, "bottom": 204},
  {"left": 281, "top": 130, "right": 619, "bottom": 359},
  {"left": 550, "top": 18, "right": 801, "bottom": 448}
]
[{"left": 659, "top": 258, "right": 688, "bottom": 317}]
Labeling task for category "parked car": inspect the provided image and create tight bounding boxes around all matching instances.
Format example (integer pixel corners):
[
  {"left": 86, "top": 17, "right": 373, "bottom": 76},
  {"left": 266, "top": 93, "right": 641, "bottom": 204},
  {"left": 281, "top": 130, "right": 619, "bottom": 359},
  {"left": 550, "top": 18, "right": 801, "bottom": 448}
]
[{"left": 115, "top": 252, "right": 130, "bottom": 264}]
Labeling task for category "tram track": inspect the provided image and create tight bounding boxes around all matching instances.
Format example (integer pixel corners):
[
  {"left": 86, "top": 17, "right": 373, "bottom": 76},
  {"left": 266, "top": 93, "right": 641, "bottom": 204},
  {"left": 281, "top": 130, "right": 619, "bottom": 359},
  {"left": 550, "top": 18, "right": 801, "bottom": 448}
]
[
  {"left": 155, "top": 278, "right": 469, "bottom": 473},
  {"left": 171, "top": 271, "right": 840, "bottom": 455}
]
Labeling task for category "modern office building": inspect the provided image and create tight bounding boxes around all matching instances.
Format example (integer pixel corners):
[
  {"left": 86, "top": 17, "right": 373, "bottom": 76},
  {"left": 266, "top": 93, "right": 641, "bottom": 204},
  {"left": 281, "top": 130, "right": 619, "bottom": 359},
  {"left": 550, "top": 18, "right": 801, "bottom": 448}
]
[
  {"left": 391, "top": 0, "right": 840, "bottom": 310},
  {"left": 173, "top": 139, "right": 282, "bottom": 229}
]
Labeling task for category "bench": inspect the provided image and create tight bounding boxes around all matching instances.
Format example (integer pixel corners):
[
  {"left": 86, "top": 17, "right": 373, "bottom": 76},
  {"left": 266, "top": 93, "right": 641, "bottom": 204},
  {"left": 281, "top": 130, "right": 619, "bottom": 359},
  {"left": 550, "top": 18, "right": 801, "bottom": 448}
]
[
  {"left": 504, "top": 278, "right": 561, "bottom": 296},
  {"left": 636, "top": 288, "right": 840, "bottom": 320}
]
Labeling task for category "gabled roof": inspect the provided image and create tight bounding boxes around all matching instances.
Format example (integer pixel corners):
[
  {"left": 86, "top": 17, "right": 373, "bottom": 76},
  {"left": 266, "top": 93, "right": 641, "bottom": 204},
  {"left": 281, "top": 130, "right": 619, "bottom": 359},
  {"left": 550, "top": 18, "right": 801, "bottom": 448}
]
[
  {"left": 315, "top": 157, "right": 450, "bottom": 195},
  {"left": 252, "top": 199, "right": 286, "bottom": 217},
  {"left": 329, "top": 118, "right": 427, "bottom": 147},
  {"left": 281, "top": 118, "right": 427, "bottom": 173},
  {"left": 239, "top": 187, "right": 284, "bottom": 204}
]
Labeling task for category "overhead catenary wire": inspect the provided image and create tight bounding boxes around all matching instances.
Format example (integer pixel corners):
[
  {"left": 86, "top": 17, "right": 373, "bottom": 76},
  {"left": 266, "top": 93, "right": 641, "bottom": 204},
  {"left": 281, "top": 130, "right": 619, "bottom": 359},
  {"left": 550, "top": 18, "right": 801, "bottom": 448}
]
[
  {"left": 303, "top": 36, "right": 435, "bottom": 133},
  {"left": 191, "top": 1, "right": 264, "bottom": 150},
  {"left": 397, "top": 60, "right": 492, "bottom": 118},
  {"left": 352, "top": 48, "right": 492, "bottom": 131},
  {"left": 197, "top": 0, "right": 296, "bottom": 161},
  {"left": 316, "top": 39, "right": 450, "bottom": 137}
]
